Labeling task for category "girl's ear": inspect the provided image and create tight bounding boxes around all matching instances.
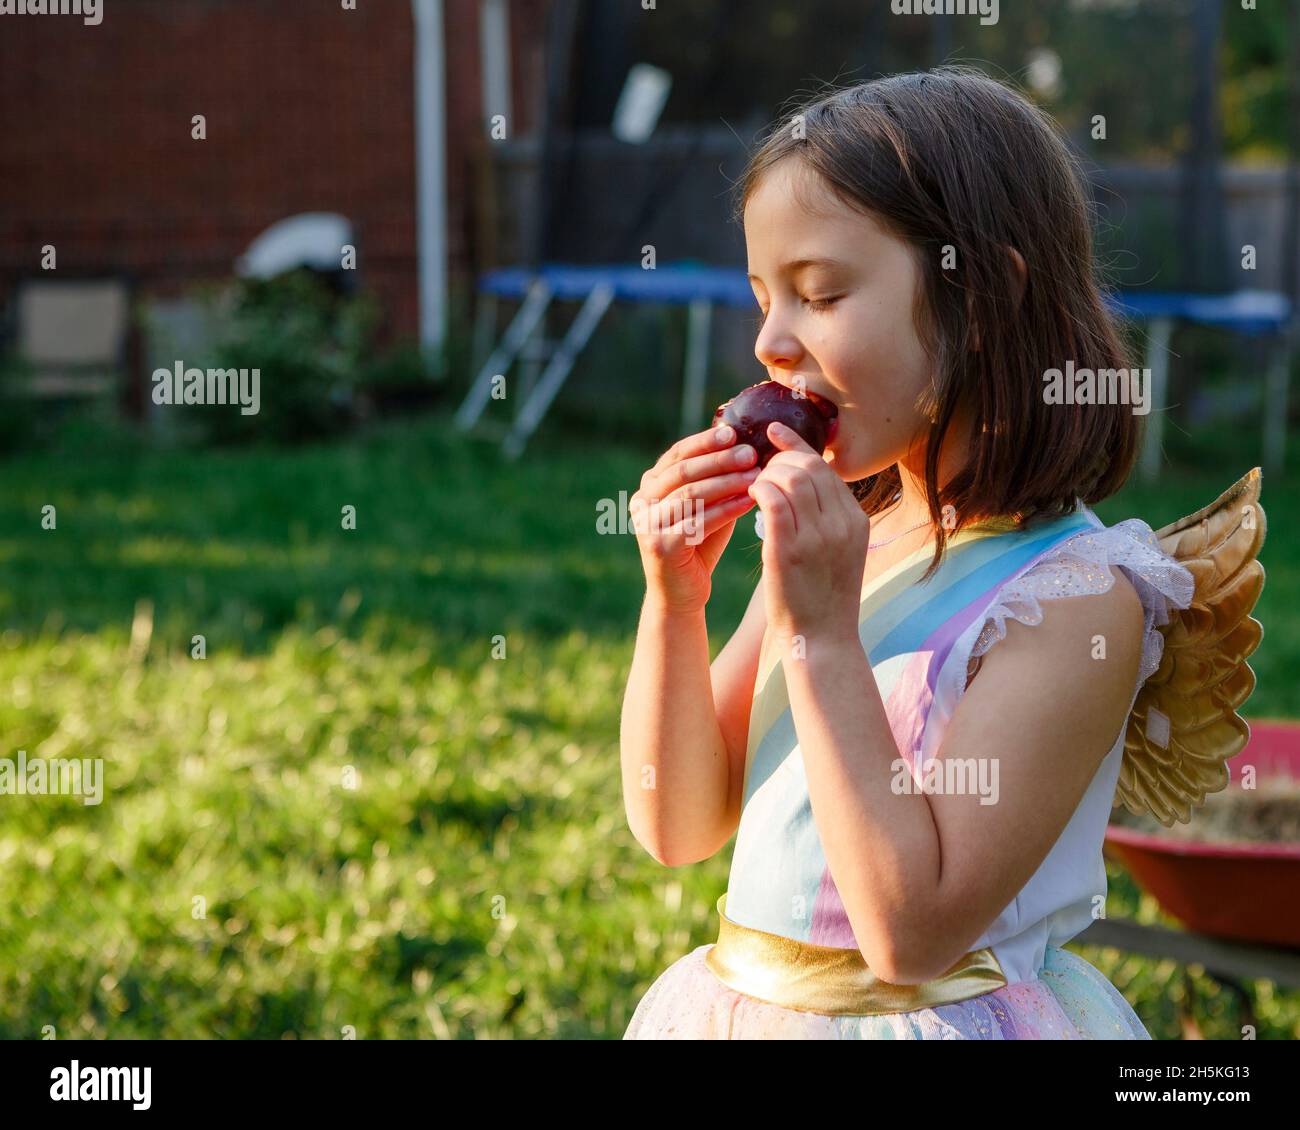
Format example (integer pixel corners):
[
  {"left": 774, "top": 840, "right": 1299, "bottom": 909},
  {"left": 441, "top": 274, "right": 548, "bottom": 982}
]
[
  {"left": 968, "top": 245, "right": 1028, "bottom": 352},
  {"left": 1006, "top": 246, "right": 1028, "bottom": 306}
]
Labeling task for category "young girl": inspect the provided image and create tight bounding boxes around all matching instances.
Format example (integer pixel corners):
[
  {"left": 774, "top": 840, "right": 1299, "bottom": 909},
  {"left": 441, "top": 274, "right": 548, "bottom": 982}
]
[{"left": 619, "top": 68, "right": 1263, "bottom": 1039}]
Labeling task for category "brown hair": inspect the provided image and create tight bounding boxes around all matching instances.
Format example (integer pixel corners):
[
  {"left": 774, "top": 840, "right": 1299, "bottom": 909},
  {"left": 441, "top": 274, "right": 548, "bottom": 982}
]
[{"left": 734, "top": 66, "right": 1140, "bottom": 583}]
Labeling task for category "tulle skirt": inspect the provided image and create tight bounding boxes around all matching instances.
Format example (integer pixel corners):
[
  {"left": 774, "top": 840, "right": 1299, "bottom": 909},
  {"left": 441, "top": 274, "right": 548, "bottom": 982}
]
[{"left": 624, "top": 942, "right": 1151, "bottom": 1039}]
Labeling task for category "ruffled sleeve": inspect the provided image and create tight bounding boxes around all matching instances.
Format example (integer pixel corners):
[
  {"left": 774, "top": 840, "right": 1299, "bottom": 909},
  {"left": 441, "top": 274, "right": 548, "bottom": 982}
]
[{"left": 961, "top": 517, "right": 1197, "bottom": 694}]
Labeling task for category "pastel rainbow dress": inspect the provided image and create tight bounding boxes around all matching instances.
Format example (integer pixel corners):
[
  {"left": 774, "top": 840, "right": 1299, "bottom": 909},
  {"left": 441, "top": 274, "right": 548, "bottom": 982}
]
[{"left": 625, "top": 502, "right": 1196, "bottom": 1039}]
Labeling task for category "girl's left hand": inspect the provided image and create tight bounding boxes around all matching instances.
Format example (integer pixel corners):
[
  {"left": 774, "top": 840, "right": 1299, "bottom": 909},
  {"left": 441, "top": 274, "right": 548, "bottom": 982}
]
[{"left": 747, "top": 420, "right": 871, "bottom": 646}]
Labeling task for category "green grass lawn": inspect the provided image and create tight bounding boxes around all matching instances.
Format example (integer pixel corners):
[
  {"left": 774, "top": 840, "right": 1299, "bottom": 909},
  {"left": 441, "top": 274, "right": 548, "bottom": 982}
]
[{"left": 0, "top": 410, "right": 1295, "bottom": 1038}]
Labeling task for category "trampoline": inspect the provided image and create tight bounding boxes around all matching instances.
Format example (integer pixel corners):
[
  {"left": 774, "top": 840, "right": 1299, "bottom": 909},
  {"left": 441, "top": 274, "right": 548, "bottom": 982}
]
[
  {"left": 455, "top": 263, "right": 1294, "bottom": 473},
  {"left": 1105, "top": 289, "right": 1293, "bottom": 480},
  {"left": 454, "top": 262, "right": 753, "bottom": 458}
]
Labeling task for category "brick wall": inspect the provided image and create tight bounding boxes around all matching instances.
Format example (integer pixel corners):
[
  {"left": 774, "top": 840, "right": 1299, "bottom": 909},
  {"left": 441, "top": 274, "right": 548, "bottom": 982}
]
[{"left": 0, "top": 0, "right": 552, "bottom": 346}]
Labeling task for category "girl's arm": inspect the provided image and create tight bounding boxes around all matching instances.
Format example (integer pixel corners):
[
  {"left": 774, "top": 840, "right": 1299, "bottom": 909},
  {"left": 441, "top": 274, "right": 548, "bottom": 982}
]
[
  {"left": 782, "top": 567, "right": 1144, "bottom": 984},
  {"left": 620, "top": 575, "right": 766, "bottom": 867}
]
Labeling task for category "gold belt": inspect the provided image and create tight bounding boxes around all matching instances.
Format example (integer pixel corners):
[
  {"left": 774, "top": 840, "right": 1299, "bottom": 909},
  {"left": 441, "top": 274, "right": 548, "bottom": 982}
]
[{"left": 703, "top": 894, "right": 1007, "bottom": 1017}]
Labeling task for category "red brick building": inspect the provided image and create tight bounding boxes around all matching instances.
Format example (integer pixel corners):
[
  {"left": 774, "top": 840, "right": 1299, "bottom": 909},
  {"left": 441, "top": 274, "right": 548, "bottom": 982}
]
[{"left": 0, "top": 0, "right": 551, "bottom": 348}]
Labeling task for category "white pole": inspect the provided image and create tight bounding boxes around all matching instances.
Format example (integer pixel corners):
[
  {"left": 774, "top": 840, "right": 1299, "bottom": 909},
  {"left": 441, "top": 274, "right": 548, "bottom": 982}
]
[
  {"left": 681, "top": 298, "right": 713, "bottom": 435},
  {"left": 413, "top": 0, "right": 448, "bottom": 379},
  {"left": 480, "top": 0, "right": 512, "bottom": 129},
  {"left": 1140, "top": 317, "right": 1174, "bottom": 483}
]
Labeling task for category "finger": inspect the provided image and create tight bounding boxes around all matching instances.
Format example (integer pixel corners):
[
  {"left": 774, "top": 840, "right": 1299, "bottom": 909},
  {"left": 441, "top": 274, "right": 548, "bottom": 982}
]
[
  {"left": 656, "top": 466, "right": 763, "bottom": 513},
  {"left": 658, "top": 492, "right": 756, "bottom": 545},
  {"left": 764, "top": 429, "right": 837, "bottom": 507},
  {"left": 760, "top": 457, "right": 827, "bottom": 518},
  {"left": 766, "top": 419, "right": 818, "bottom": 456},
  {"left": 748, "top": 478, "right": 797, "bottom": 540},
  {"left": 653, "top": 423, "right": 739, "bottom": 472},
  {"left": 633, "top": 474, "right": 755, "bottom": 540},
  {"left": 843, "top": 493, "right": 872, "bottom": 533},
  {"left": 645, "top": 441, "right": 758, "bottom": 499},
  {"left": 767, "top": 444, "right": 861, "bottom": 526}
]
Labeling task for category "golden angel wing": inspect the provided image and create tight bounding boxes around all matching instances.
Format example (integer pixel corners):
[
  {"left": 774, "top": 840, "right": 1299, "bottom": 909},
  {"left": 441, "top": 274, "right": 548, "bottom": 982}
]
[{"left": 1116, "top": 467, "right": 1266, "bottom": 826}]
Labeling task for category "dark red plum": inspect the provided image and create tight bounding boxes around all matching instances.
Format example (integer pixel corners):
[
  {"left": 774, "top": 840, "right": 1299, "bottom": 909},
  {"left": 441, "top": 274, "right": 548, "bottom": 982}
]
[{"left": 711, "top": 381, "right": 839, "bottom": 468}]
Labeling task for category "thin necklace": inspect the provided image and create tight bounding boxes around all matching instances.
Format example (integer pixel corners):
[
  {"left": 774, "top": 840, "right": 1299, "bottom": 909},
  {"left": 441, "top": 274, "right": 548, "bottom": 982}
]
[
  {"left": 868, "top": 491, "right": 933, "bottom": 550},
  {"left": 869, "top": 519, "right": 932, "bottom": 550}
]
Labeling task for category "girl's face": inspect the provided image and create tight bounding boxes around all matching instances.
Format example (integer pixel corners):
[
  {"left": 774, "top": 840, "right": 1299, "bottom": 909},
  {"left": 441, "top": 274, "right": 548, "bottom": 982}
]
[{"left": 744, "top": 157, "right": 956, "bottom": 482}]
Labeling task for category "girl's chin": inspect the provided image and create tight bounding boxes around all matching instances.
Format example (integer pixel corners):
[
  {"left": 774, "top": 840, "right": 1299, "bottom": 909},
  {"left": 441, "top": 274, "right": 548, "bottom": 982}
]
[
  {"left": 824, "top": 445, "right": 864, "bottom": 478},
  {"left": 823, "top": 423, "right": 860, "bottom": 474},
  {"left": 824, "top": 422, "right": 887, "bottom": 479},
  {"left": 826, "top": 444, "right": 885, "bottom": 481}
]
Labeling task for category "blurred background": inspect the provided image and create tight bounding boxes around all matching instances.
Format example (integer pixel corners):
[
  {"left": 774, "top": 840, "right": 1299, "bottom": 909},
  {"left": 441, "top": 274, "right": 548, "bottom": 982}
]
[{"left": 0, "top": 0, "right": 1296, "bottom": 1039}]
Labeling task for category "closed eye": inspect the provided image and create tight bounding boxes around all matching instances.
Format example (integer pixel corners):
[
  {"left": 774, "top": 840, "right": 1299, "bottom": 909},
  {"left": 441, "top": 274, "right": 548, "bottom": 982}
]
[
  {"left": 753, "top": 295, "right": 842, "bottom": 324},
  {"left": 803, "top": 295, "right": 842, "bottom": 312}
]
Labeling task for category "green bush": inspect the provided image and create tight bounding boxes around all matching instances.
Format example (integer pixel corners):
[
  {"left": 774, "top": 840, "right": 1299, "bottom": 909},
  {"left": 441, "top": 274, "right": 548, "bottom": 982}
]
[{"left": 196, "top": 271, "right": 380, "bottom": 446}]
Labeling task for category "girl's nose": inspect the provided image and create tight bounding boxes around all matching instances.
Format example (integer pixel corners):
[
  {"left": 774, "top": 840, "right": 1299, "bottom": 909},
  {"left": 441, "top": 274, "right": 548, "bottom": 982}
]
[{"left": 754, "top": 318, "right": 802, "bottom": 371}]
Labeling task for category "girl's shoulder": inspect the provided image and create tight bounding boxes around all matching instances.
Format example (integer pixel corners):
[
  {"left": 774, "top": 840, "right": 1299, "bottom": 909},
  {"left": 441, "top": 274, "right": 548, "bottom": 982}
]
[{"left": 961, "top": 512, "right": 1195, "bottom": 692}]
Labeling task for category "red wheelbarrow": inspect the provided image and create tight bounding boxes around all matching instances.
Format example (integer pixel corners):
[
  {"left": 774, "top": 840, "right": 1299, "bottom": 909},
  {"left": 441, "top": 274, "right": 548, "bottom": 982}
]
[{"left": 1104, "top": 719, "right": 1300, "bottom": 948}]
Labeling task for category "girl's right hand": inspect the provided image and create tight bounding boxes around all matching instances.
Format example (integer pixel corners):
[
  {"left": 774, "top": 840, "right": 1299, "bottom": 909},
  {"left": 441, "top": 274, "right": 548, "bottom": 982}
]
[{"left": 629, "top": 424, "right": 760, "bottom": 613}]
